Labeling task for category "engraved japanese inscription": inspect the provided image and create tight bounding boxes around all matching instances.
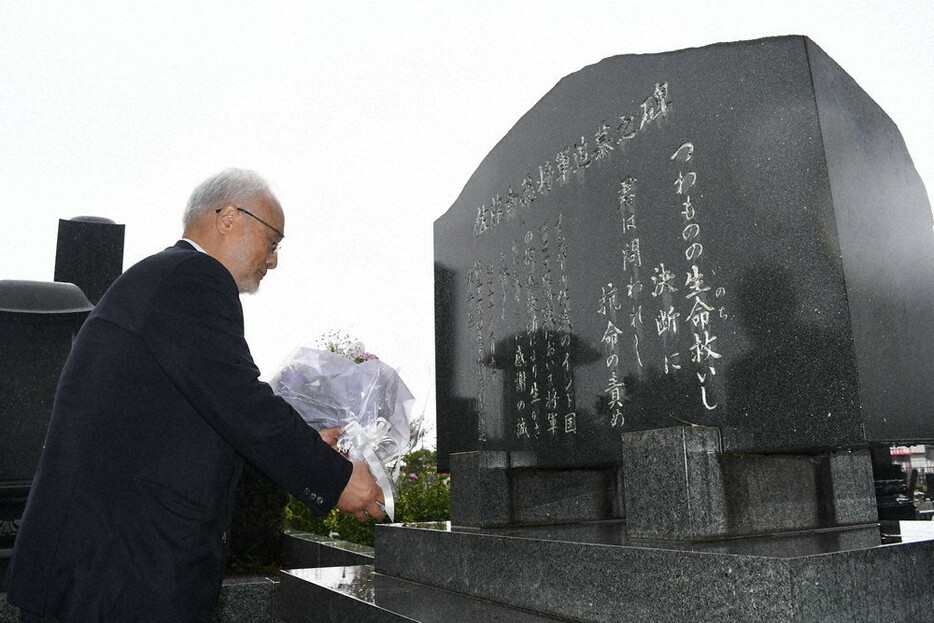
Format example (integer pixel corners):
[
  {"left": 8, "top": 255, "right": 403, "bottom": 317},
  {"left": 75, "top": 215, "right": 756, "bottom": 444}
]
[{"left": 435, "top": 37, "right": 934, "bottom": 470}]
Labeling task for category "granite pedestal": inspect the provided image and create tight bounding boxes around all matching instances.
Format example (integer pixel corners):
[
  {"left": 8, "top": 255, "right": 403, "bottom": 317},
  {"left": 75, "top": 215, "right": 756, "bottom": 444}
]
[
  {"left": 366, "top": 520, "right": 934, "bottom": 622},
  {"left": 278, "top": 520, "right": 934, "bottom": 622},
  {"left": 450, "top": 451, "right": 622, "bottom": 528},
  {"left": 619, "top": 427, "right": 877, "bottom": 540}
]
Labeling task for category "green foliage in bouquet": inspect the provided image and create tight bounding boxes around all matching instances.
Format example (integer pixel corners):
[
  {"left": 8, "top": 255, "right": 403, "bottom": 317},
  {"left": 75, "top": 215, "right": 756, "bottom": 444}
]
[
  {"left": 225, "top": 464, "right": 290, "bottom": 576},
  {"left": 285, "top": 449, "right": 450, "bottom": 547}
]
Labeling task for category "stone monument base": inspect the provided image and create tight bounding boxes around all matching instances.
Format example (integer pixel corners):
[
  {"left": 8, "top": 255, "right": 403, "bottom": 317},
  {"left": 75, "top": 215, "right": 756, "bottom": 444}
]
[
  {"left": 280, "top": 520, "right": 934, "bottom": 622},
  {"left": 279, "top": 430, "right": 931, "bottom": 622}
]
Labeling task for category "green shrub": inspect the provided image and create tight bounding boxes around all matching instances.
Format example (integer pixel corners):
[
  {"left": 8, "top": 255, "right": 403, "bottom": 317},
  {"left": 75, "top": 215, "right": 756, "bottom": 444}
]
[{"left": 285, "top": 449, "right": 450, "bottom": 547}]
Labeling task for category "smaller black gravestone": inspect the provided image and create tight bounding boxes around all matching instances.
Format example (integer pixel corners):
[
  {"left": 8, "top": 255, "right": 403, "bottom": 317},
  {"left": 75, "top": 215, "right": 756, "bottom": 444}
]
[
  {"left": 54, "top": 216, "right": 125, "bottom": 304},
  {"left": 0, "top": 281, "right": 92, "bottom": 558}
]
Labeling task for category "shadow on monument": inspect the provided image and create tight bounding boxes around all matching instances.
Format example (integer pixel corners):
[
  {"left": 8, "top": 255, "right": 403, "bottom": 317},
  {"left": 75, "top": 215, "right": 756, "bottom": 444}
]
[{"left": 725, "top": 264, "right": 861, "bottom": 451}]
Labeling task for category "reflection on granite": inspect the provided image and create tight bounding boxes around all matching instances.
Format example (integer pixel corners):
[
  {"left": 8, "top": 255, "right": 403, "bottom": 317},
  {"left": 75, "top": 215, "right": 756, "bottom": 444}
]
[
  {"left": 281, "top": 566, "right": 564, "bottom": 622},
  {"left": 287, "top": 531, "right": 376, "bottom": 554},
  {"left": 290, "top": 566, "right": 376, "bottom": 604},
  {"left": 282, "top": 530, "right": 374, "bottom": 570}
]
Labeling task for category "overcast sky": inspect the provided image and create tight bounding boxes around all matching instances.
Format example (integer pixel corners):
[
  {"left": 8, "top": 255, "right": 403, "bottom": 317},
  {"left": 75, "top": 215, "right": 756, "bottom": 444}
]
[{"left": 2, "top": 1, "right": 932, "bottom": 445}]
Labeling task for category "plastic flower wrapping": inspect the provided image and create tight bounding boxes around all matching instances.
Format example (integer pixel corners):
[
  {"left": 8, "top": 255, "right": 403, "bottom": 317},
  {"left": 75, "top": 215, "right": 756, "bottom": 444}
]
[{"left": 269, "top": 345, "right": 416, "bottom": 520}]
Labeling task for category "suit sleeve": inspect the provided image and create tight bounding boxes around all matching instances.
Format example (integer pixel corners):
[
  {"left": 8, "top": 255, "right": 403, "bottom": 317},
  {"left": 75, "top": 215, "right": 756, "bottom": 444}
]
[{"left": 139, "top": 253, "right": 352, "bottom": 513}]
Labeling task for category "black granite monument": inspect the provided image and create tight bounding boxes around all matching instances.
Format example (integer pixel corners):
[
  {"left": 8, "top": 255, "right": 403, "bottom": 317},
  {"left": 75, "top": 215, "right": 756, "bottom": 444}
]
[
  {"left": 433, "top": 36, "right": 934, "bottom": 468},
  {"left": 54, "top": 216, "right": 125, "bottom": 305},
  {"left": 280, "top": 35, "right": 934, "bottom": 622}
]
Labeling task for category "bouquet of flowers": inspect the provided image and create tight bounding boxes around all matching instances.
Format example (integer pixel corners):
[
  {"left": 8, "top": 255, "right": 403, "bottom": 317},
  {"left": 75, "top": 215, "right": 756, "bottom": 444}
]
[{"left": 269, "top": 335, "right": 416, "bottom": 520}]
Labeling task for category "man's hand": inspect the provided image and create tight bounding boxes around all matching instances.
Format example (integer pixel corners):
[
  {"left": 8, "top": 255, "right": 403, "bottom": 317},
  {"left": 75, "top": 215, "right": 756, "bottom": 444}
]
[
  {"left": 335, "top": 460, "right": 386, "bottom": 522},
  {"left": 318, "top": 426, "right": 342, "bottom": 451}
]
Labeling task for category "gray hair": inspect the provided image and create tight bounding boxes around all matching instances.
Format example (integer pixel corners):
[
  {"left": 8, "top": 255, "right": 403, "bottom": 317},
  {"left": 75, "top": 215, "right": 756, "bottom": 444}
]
[{"left": 183, "top": 168, "right": 274, "bottom": 227}]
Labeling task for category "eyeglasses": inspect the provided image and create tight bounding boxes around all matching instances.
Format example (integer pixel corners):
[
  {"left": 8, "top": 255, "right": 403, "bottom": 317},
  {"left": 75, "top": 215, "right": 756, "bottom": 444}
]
[{"left": 216, "top": 205, "right": 284, "bottom": 253}]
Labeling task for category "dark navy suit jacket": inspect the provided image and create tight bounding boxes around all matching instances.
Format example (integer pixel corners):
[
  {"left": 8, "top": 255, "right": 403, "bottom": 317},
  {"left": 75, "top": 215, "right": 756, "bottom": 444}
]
[{"left": 6, "top": 241, "right": 352, "bottom": 622}]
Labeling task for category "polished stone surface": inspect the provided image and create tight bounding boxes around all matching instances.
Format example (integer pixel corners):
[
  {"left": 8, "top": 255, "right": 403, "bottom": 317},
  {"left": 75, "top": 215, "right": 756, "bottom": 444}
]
[
  {"left": 620, "top": 426, "right": 726, "bottom": 538},
  {"left": 280, "top": 566, "right": 564, "bottom": 622},
  {"left": 449, "top": 451, "right": 511, "bottom": 526},
  {"left": 214, "top": 576, "right": 278, "bottom": 623},
  {"left": 619, "top": 427, "right": 877, "bottom": 539},
  {"left": 450, "top": 451, "right": 622, "bottom": 527},
  {"left": 375, "top": 521, "right": 934, "bottom": 622},
  {"left": 434, "top": 35, "right": 934, "bottom": 470},
  {"left": 0, "top": 593, "right": 23, "bottom": 623},
  {"left": 822, "top": 450, "right": 877, "bottom": 524},
  {"left": 282, "top": 531, "right": 374, "bottom": 569}
]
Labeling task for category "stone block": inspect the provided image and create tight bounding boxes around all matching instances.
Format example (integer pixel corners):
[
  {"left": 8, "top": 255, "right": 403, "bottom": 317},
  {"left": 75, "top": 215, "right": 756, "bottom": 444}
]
[
  {"left": 451, "top": 451, "right": 621, "bottom": 527},
  {"left": 214, "top": 577, "right": 278, "bottom": 623},
  {"left": 620, "top": 427, "right": 877, "bottom": 539},
  {"left": 450, "top": 451, "right": 511, "bottom": 526},
  {"left": 720, "top": 453, "right": 821, "bottom": 535},
  {"left": 821, "top": 450, "right": 878, "bottom": 524},
  {"left": 54, "top": 217, "right": 124, "bottom": 305},
  {"left": 620, "top": 427, "right": 726, "bottom": 539}
]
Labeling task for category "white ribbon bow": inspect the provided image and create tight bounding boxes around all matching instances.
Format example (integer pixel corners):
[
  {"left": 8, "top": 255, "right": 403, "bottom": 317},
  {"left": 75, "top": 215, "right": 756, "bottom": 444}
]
[{"left": 341, "top": 417, "right": 401, "bottom": 521}]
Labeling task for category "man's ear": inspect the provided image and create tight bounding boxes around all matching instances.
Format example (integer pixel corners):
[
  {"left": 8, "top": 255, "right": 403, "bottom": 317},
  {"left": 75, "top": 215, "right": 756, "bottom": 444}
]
[{"left": 215, "top": 204, "right": 238, "bottom": 237}]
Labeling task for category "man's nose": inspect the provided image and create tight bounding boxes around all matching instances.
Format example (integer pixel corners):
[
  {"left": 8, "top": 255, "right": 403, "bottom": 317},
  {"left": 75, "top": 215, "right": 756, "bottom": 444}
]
[{"left": 267, "top": 252, "right": 278, "bottom": 269}]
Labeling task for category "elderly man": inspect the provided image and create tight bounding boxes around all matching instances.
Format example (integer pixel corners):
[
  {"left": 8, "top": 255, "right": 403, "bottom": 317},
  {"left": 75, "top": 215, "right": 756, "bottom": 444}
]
[{"left": 6, "top": 169, "right": 384, "bottom": 622}]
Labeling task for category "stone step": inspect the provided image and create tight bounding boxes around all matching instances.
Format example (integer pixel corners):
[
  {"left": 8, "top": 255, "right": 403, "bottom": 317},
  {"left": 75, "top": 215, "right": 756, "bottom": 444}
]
[
  {"left": 282, "top": 530, "right": 374, "bottom": 569},
  {"left": 372, "top": 520, "right": 934, "bottom": 622},
  {"left": 278, "top": 565, "right": 567, "bottom": 622}
]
